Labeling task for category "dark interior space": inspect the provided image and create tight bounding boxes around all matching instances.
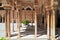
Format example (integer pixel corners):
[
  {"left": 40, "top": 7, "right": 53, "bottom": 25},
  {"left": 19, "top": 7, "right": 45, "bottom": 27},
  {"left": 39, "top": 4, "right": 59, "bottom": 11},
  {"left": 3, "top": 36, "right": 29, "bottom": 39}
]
[
  {"left": 56, "top": 9, "right": 60, "bottom": 28},
  {"left": 0, "top": 3, "right": 2, "bottom": 6},
  {"left": 0, "top": 16, "right": 2, "bottom": 23},
  {"left": 0, "top": 7, "right": 4, "bottom": 10},
  {"left": 57, "top": 17, "right": 60, "bottom": 28}
]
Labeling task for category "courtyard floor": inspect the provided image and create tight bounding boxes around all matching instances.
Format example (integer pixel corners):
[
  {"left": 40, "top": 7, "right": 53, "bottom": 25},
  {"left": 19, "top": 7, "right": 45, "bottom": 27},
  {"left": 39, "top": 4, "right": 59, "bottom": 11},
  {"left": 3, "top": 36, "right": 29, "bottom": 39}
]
[{"left": 0, "top": 23, "right": 59, "bottom": 40}]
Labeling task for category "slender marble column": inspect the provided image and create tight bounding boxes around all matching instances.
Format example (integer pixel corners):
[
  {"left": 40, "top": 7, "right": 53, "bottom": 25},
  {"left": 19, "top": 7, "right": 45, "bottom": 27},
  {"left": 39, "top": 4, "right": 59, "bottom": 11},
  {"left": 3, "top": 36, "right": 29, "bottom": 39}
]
[
  {"left": 51, "top": 9, "right": 56, "bottom": 40},
  {"left": 35, "top": 12, "right": 37, "bottom": 38},
  {"left": 17, "top": 9, "right": 21, "bottom": 38},
  {"left": 50, "top": 0, "right": 56, "bottom": 40},
  {"left": 5, "top": 9, "right": 11, "bottom": 37},
  {"left": 5, "top": 9, "right": 8, "bottom": 37},
  {"left": 11, "top": 7, "right": 14, "bottom": 32},
  {"left": 46, "top": 10, "right": 50, "bottom": 40}
]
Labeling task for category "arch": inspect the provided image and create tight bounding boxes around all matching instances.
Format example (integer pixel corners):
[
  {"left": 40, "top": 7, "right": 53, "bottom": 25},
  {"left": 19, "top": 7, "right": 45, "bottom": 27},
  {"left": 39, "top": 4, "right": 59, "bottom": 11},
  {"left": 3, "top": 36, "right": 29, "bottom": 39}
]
[
  {"left": 26, "top": 7, "right": 31, "bottom": 10},
  {"left": 25, "top": 6, "right": 33, "bottom": 10},
  {"left": 22, "top": 8, "right": 25, "bottom": 10},
  {"left": 21, "top": 6, "right": 35, "bottom": 11}
]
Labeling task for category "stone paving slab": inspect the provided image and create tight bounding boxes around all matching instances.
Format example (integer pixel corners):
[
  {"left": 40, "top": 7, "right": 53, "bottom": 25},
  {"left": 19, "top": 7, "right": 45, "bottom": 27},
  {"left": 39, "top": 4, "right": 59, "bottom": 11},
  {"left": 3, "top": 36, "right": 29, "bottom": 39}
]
[{"left": 3, "top": 38, "right": 47, "bottom": 40}]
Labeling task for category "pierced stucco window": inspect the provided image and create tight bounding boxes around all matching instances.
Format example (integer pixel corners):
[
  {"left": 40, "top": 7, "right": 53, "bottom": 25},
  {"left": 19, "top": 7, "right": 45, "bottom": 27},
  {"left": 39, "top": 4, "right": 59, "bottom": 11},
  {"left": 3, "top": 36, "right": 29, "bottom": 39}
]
[
  {"left": 22, "top": 6, "right": 35, "bottom": 11},
  {"left": 26, "top": 7, "right": 31, "bottom": 10},
  {"left": 22, "top": 7, "right": 32, "bottom": 10},
  {"left": 25, "top": 6, "right": 32, "bottom": 10},
  {"left": 26, "top": 7, "right": 35, "bottom": 11},
  {"left": 22, "top": 8, "right": 25, "bottom": 10}
]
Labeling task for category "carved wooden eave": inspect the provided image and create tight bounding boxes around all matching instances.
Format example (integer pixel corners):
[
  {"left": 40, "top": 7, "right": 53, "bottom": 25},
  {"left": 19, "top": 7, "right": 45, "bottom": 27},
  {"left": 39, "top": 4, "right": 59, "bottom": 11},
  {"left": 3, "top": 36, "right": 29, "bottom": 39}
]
[
  {"left": 33, "top": 5, "right": 39, "bottom": 10},
  {"left": 3, "top": 4, "right": 11, "bottom": 9},
  {"left": 45, "top": 6, "right": 56, "bottom": 11},
  {"left": 21, "top": 2, "right": 34, "bottom": 7},
  {"left": 16, "top": 5, "right": 21, "bottom": 10}
]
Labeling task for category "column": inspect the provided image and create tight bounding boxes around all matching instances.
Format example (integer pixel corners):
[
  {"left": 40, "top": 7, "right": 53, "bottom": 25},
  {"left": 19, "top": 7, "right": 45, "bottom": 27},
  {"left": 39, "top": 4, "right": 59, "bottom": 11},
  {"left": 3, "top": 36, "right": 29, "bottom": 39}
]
[
  {"left": 50, "top": 0, "right": 56, "bottom": 40},
  {"left": 5, "top": 9, "right": 11, "bottom": 37},
  {"left": 51, "top": 9, "right": 56, "bottom": 40},
  {"left": 5, "top": 9, "right": 8, "bottom": 37},
  {"left": 12, "top": 10, "right": 14, "bottom": 32},
  {"left": 17, "top": 9, "right": 20, "bottom": 38},
  {"left": 46, "top": 10, "right": 51, "bottom": 40},
  {"left": 35, "top": 12, "right": 37, "bottom": 38},
  {"left": 11, "top": 0, "right": 15, "bottom": 32},
  {"left": 7, "top": 9, "right": 10, "bottom": 37},
  {"left": 11, "top": 8, "right": 14, "bottom": 32}
]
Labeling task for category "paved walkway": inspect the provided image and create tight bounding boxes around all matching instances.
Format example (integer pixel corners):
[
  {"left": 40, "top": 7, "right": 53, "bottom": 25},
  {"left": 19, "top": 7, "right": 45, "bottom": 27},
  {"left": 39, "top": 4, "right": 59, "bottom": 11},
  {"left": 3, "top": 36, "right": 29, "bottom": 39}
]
[{"left": 0, "top": 23, "right": 59, "bottom": 40}]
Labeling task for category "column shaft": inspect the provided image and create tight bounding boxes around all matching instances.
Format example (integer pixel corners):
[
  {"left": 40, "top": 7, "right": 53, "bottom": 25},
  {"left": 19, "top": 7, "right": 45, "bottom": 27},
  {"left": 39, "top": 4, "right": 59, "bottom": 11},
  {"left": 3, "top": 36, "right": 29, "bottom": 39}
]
[
  {"left": 47, "top": 11, "right": 50, "bottom": 39},
  {"left": 17, "top": 10, "right": 20, "bottom": 38},
  {"left": 35, "top": 12, "right": 37, "bottom": 38},
  {"left": 51, "top": 10, "right": 56, "bottom": 40}
]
